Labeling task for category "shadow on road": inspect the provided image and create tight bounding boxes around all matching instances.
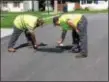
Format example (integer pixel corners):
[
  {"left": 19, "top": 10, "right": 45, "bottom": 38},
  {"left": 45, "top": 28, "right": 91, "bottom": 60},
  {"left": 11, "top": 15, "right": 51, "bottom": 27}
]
[
  {"left": 15, "top": 43, "right": 29, "bottom": 49},
  {"left": 56, "top": 45, "right": 72, "bottom": 50},
  {"left": 15, "top": 43, "right": 72, "bottom": 53},
  {"left": 15, "top": 42, "right": 48, "bottom": 50},
  {"left": 36, "top": 47, "right": 64, "bottom": 53},
  {"left": 36, "top": 45, "right": 73, "bottom": 53}
]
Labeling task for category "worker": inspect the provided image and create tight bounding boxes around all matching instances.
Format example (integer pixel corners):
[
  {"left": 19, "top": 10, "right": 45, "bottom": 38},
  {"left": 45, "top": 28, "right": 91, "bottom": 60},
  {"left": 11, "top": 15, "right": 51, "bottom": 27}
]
[
  {"left": 53, "top": 14, "right": 88, "bottom": 58},
  {"left": 8, "top": 14, "right": 44, "bottom": 52}
]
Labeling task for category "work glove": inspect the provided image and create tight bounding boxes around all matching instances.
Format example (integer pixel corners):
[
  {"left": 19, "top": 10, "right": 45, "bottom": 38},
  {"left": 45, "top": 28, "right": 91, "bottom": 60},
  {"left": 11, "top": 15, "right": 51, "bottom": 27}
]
[
  {"left": 57, "top": 40, "right": 64, "bottom": 46},
  {"left": 33, "top": 44, "right": 39, "bottom": 49}
]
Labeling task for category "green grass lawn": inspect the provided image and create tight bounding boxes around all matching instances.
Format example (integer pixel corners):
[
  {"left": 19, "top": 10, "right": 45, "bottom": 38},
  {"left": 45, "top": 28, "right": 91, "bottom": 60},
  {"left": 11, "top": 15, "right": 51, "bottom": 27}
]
[
  {"left": 69, "top": 9, "right": 108, "bottom": 13},
  {"left": 1, "top": 11, "right": 55, "bottom": 28},
  {"left": 1, "top": 9, "right": 108, "bottom": 28}
]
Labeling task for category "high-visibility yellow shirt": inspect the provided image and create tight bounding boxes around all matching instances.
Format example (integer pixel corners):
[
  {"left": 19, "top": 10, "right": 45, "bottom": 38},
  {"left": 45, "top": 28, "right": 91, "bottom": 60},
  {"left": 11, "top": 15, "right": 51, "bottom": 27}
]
[
  {"left": 59, "top": 14, "right": 82, "bottom": 30},
  {"left": 14, "top": 14, "right": 38, "bottom": 32}
]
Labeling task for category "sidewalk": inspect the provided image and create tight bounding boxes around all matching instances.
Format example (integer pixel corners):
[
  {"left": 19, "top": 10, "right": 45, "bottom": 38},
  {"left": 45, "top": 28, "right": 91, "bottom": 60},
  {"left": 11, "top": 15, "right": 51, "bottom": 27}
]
[{"left": 1, "top": 28, "right": 13, "bottom": 38}]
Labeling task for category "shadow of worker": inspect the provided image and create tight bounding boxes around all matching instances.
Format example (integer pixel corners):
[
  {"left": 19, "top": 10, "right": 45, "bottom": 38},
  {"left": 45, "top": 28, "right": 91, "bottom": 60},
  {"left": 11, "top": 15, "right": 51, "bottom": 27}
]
[
  {"left": 15, "top": 42, "right": 48, "bottom": 50},
  {"left": 36, "top": 45, "right": 73, "bottom": 53},
  {"left": 36, "top": 47, "right": 64, "bottom": 53},
  {"left": 15, "top": 42, "right": 73, "bottom": 53}
]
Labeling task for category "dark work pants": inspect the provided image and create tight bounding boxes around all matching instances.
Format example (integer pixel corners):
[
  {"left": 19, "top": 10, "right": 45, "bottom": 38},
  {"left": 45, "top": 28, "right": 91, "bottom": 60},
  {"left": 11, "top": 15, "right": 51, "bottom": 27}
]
[
  {"left": 72, "top": 29, "right": 80, "bottom": 45},
  {"left": 8, "top": 26, "right": 31, "bottom": 48},
  {"left": 77, "top": 15, "right": 88, "bottom": 54}
]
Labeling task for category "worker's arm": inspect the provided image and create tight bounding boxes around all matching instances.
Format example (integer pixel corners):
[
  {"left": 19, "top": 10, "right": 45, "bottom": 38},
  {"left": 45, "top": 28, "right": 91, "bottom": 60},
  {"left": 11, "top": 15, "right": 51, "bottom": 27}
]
[
  {"left": 57, "top": 30, "right": 67, "bottom": 44},
  {"left": 61, "top": 30, "right": 67, "bottom": 43},
  {"left": 67, "top": 20, "right": 80, "bottom": 33},
  {"left": 29, "top": 31, "right": 39, "bottom": 49},
  {"left": 30, "top": 32, "right": 37, "bottom": 44},
  {"left": 26, "top": 25, "right": 39, "bottom": 49}
]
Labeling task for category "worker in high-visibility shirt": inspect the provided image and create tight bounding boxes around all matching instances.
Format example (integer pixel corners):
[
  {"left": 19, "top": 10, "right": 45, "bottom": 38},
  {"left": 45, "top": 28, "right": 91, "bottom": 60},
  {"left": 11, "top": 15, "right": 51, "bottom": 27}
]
[
  {"left": 53, "top": 14, "right": 88, "bottom": 58},
  {"left": 8, "top": 14, "right": 44, "bottom": 52}
]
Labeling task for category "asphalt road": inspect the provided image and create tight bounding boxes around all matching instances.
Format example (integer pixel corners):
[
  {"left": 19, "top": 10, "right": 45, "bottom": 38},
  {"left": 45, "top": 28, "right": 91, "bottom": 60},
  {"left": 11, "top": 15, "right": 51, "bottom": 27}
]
[{"left": 1, "top": 14, "right": 108, "bottom": 81}]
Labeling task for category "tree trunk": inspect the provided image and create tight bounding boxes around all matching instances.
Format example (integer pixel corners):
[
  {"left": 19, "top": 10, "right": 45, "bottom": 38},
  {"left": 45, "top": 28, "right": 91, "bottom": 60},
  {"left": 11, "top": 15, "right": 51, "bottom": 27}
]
[
  {"left": 75, "top": 0, "right": 80, "bottom": 9},
  {"left": 75, "top": 2, "right": 81, "bottom": 9},
  {"left": 54, "top": 0, "right": 58, "bottom": 13}
]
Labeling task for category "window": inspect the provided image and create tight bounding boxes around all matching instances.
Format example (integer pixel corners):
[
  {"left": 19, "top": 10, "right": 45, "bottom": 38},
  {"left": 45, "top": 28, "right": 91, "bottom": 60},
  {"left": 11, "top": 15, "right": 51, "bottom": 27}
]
[
  {"left": 58, "top": 0, "right": 66, "bottom": 4},
  {"left": 13, "top": 2, "right": 20, "bottom": 7},
  {"left": 81, "top": 0, "right": 87, "bottom": 4},
  {"left": 3, "top": 2, "right": 8, "bottom": 7},
  {"left": 87, "top": 0, "right": 93, "bottom": 4}
]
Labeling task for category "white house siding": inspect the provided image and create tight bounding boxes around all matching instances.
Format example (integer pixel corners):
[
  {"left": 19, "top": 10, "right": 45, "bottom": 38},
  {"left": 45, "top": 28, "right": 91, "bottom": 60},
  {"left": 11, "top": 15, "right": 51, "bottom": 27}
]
[
  {"left": 33, "top": 1, "right": 39, "bottom": 11},
  {"left": 8, "top": 2, "right": 24, "bottom": 12},
  {"left": 67, "top": 0, "right": 108, "bottom": 12},
  {"left": 1, "top": 1, "right": 39, "bottom": 12},
  {"left": 80, "top": 1, "right": 108, "bottom": 10},
  {"left": 67, "top": 2, "right": 75, "bottom": 11},
  {"left": 23, "top": 1, "right": 32, "bottom": 11},
  {"left": 1, "top": 0, "right": 108, "bottom": 12},
  {"left": 1, "top": 1, "right": 24, "bottom": 12},
  {"left": 45, "top": 0, "right": 53, "bottom": 11}
]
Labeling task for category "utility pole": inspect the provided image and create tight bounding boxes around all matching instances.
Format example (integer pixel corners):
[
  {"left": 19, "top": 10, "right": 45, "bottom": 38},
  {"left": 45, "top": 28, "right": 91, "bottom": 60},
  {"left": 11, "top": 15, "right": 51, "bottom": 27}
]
[
  {"left": 32, "top": 0, "right": 34, "bottom": 11},
  {"left": 54, "top": 0, "right": 58, "bottom": 14},
  {"left": 61, "top": 0, "right": 63, "bottom": 12},
  {"left": 47, "top": 0, "right": 49, "bottom": 15}
]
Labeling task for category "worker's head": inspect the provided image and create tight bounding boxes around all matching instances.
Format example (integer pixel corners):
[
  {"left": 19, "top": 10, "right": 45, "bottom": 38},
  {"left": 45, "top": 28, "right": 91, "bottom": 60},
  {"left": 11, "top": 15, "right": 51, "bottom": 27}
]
[
  {"left": 37, "top": 18, "right": 44, "bottom": 27},
  {"left": 53, "top": 16, "right": 60, "bottom": 26}
]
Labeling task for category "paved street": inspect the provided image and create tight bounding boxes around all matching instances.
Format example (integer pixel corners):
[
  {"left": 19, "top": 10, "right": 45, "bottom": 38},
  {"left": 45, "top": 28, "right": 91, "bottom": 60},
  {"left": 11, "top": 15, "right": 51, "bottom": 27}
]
[{"left": 1, "top": 14, "right": 108, "bottom": 81}]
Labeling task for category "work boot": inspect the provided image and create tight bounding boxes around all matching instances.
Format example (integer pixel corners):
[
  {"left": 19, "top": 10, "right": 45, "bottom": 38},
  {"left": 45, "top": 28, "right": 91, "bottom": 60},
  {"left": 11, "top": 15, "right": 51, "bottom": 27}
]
[
  {"left": 69, "top": 44, "right": 80, "bottom": 53},
  {"left": 75, "top": 52, "right": 87, "bottom": 58},
  {"left": 8, "top": 48, "right": 16, "bottom": 52},
  {"left": 39, "top": 42, "right": 47, "bottom": 46}
]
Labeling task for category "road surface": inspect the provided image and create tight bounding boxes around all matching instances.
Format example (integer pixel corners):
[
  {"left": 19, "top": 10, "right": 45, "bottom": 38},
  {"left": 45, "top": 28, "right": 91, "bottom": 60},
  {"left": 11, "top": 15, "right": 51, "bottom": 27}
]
[{"left": 1, "top": 14, "right": 108, "bottom": 81}]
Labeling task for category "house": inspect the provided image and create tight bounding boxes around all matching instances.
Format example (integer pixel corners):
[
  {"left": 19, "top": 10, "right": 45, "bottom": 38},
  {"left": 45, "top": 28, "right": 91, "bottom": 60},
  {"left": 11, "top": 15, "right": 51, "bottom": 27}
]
[
  {"left": 55, "top": 0, "right": 108, "bottom": 11},
  {"left": 1, "top": 0, "right": 39, "bottom": 12},
  {"left": 80, "top": 0, "right": 108, "bottom": 10},
  {"left": 1, "top": 0, "right": 108, "bottom": 12}
]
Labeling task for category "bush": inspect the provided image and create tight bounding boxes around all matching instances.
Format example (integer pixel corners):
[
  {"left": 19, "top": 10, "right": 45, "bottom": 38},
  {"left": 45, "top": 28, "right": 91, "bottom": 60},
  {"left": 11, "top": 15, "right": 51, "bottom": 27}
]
[
  {"left": 74, "top": 7, "right": 90, "bottom": 11},
  {"left": 84, "top": 7, "right": 90, "bottom": 11}
]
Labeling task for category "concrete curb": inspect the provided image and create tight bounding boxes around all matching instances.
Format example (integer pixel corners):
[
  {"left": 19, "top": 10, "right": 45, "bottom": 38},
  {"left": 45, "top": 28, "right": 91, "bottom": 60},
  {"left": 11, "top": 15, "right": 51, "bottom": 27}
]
[{"left": 1, "top": 28, "right": 13, "bottom": 38}]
